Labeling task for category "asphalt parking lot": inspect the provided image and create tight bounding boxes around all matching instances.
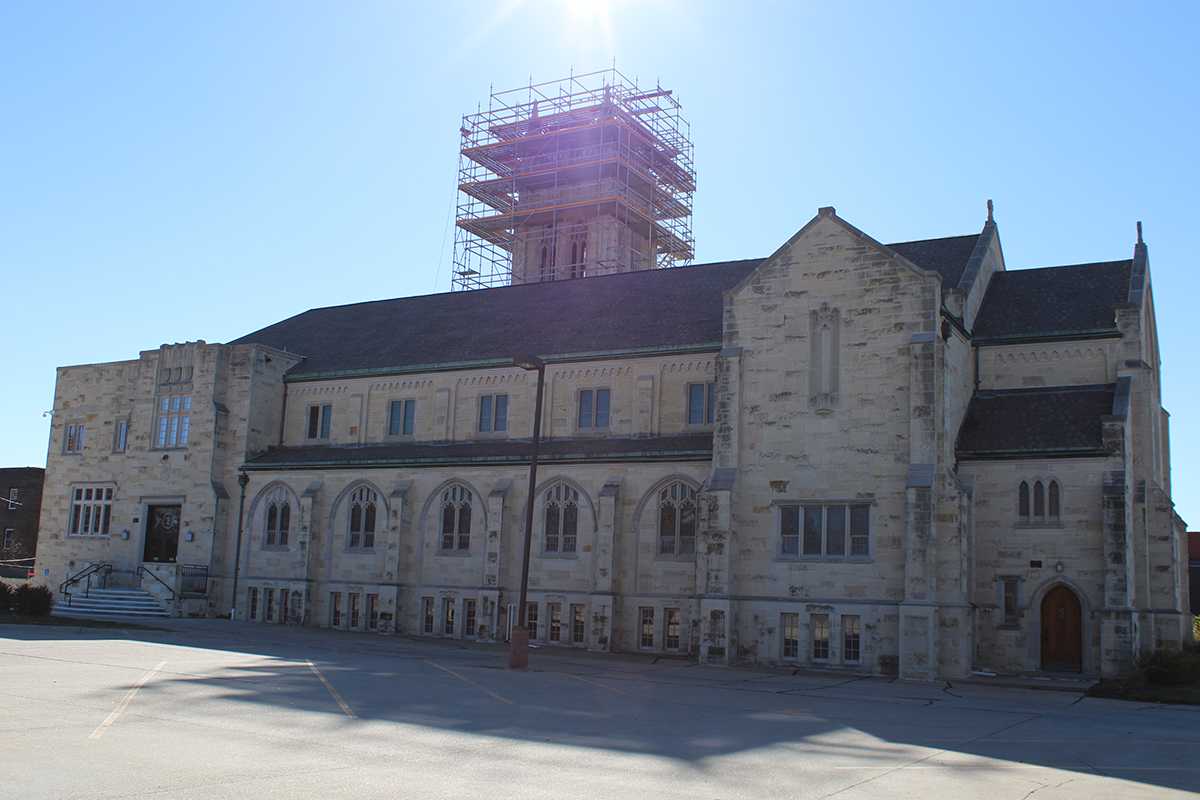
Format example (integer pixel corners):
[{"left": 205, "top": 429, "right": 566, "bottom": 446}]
[{"left": 1, "top": 619, "right": 1197, "bottom": 799}]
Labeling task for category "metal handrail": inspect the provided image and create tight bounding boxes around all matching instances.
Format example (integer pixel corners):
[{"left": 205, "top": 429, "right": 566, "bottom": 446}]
[
  {"left": 58, "top": 562, "right": 112, "bottom": 606},
  {"left": 136, "top": 565, "right": 177, "bottom": 605}
]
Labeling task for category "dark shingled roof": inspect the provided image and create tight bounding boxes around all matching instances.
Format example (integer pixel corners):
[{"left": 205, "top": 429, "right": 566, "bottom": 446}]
[
  {"left": 973, "top": 260, "right": 1131, "bottom": 342},
  {"left": 888, "top": 234, "right": 981, "bottom": 289},
  {"left": 957, "top": 384, "right": 1116, "bottom": 458},
  {"left": 243, "top": 433, "right": 713, "bottom": 470},
  {"left": 232, "top": 234, "right": 982, "bottom": 379},
  {"left": 231, "top": 259, "right": 762, "bottom": 377}
]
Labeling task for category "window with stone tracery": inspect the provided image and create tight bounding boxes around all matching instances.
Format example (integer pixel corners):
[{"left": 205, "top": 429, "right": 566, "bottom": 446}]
[
  {"left": 1018, "top": 479, "right": 1060, "bottom": 525},
  {"left": 440, "top": 485, "right": 472, "bottom": 551},
  {"left": 543, "top": 482, "right": 579, "bottom": 554},
  {"left": 348, "top": 485, "right": 378, "bottom": 549},
  {"left": 658, "top": 481, "right": 697, "bottom": 556}
]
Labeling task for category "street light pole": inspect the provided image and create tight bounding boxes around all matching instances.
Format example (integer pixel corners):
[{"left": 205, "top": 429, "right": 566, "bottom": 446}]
[
  {"left": 230, "top": 470, "right": 250, "bottom": 620},
  {"left": 509, "top": 355, "right": 545, "bottom": 669}
]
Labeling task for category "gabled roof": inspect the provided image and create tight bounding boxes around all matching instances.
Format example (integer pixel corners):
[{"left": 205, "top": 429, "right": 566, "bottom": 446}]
[
  {"left": 888, "top": 234, "right": 981, "bottom": 289},
  {"left": 956, "top": 384, "right": 1116, "bottom": 459},
  {"left": 242, "top": 433, "right": 714, "bottom": 470},
  {"left": 232, "top": 231, "right": 983, "bottom": 380},
  {"left": 231, "top": 259, "right": 762, "bottom": 379},
  {"left": 973, "top": 260, "right": 1132, "bottom": 342}
]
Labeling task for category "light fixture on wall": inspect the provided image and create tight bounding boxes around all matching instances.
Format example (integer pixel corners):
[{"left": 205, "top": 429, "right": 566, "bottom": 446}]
[
  {"left": 184, "top": 530, "right": 194, "bottom": 542},
  {"left": 121, "top": 529, "right": 130, "bottom": 541},
  {"left": 1055, "top": 561, "right": 1065, "bottom": 574}
]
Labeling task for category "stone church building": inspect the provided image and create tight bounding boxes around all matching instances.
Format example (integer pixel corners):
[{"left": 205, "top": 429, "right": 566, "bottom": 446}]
[{"left": 35, "top": 205, "right": 1189, "bottom": 680}]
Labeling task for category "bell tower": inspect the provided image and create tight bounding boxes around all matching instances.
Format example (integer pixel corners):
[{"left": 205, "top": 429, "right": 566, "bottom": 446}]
[{"left": 452, "top": 69, "right": 695, "bottom": 290}]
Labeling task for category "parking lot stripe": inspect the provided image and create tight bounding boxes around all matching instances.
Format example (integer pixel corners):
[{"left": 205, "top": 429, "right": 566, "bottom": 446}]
[
  {"left": 89, "top": 659, "right": 167, "bottom": 740},
  {"left": 425, "top": 659, "right": 513, "bottom": 705},
  {"left": 306, "top": 660, "right": 357, "bottom": 718},
  {"left": 561, "top": 671, "right": 631, "bottom": 696}
]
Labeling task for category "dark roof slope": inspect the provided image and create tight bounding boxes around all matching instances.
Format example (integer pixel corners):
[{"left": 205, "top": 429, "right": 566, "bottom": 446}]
[
  {"left": 957, "top": 384, "right": 1115, "bottom": 458},
  {"left": 974, "top": 260, "right": 1131, "bottom": 342},
  {"left": 888, "top": 234, "right": 981, "bottom": 289},
  {"left": 243, "top": 433, "right": 713, "bottom": 470},
  {"left": 231, "top": 259, "right": 762, "bottom": 377}
]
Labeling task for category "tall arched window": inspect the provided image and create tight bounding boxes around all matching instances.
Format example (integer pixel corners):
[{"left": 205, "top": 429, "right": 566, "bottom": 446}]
[
  {"left": 1033, "top": 481, "right": 1045, "bottom": 519},
  {"left": 257, "top": 484, "right": 296, "bottom": 549},
  {"left": 543, "top": 482, "right": 579, "bottom": 553},
  {"left": 1018, "top": 481, "right": 1030, "bottom": 520},
  {"left": 1048, "top": 480, "right": 1061, "bottom": 520},
  {"left": 348, "top": 486, "right": 378, "bottom": 549},
  {"left": 658, "top": 481, "right": 697, "bottom": 556},
  {"left": 440, "top": 485, "right": 471, "bottom": 551},
  {"left": 538, "top": 225, "right": 556, "bottom": 282}
]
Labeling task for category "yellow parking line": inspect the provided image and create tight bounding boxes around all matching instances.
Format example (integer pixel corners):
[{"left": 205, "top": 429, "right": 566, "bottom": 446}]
[
  {"left": 425, "top": 659, "right": 513, "bottom": 705},
  {"left": 89, "top": 659, "right": 167, "bottom": 740},
  {"left": 306, "top": 659, "right": 356, "bottom": 718}
]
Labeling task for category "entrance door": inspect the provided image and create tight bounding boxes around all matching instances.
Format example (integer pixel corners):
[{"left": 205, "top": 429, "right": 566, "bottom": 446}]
[
  {"left": 1041, "top": 585, "right": 1082, "bottom": 672},
  {"left": 143, "top": 505, "right": 181, "bottom": 563}
]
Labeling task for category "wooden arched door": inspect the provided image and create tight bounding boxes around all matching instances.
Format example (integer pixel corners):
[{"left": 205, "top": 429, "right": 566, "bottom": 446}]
[{"left": 1040, "top": 585, "right": 1082, "bottom": 672}]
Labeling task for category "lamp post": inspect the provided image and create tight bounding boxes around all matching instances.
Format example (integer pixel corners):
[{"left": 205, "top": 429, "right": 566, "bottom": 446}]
[
  {"left": 508, "top": 354, "right": 545, "bottom": 669},
  {"left": 230, "top": 470, "right": 250, "bottom": 620}
]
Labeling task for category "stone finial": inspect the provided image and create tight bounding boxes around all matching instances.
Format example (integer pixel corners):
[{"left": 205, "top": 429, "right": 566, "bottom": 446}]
[
  {"left": 818, "top": 206, "right": 836, "bottom": 217},
  {"left": 986, "top": 198, "right": 994, "bottom": 223},
  {"left": 1136, "top": 220, "right": 1143, "bottom": 245}
]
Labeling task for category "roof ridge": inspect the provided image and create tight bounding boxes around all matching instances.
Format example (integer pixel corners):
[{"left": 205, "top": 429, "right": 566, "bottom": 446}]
[
  {"left": 284, "top": 258, "right": 767, "bottom": 317},
  {"left": 999, "top": 259, "right": 1132, "bottom": 275},
  {"left": 886, "top": 233, "right": 979, "bottom": 246},
  {"left": 976, "top": 383, "right": 1115, "bottom": 397}
]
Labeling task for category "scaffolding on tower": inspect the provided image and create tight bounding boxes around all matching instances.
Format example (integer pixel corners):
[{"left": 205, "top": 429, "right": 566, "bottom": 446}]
[{"left": 451, "top": 68, "right": 695, "bottom": 291}]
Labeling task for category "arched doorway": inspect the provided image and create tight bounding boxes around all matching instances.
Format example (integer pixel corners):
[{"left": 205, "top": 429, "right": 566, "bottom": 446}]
[{"left": 1040, "top": 585, "right": 1082, "bottom": 672}]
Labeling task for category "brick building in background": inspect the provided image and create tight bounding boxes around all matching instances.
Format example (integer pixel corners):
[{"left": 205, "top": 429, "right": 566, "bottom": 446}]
[{"left": 1, "top": 467, "right": 44, "bottom": 578}]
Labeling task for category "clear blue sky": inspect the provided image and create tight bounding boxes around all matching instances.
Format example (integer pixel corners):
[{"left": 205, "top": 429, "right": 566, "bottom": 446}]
[{"left": 2, "top": 2, "right": 1197, "bottom": 520}]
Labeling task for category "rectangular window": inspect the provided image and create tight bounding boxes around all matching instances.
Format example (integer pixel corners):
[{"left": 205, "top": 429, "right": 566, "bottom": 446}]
[
  {"left": 69, "top": 485, "right": 113, "bottom": 536},
  {"left": 843, "top": 615, "right": 861, "bottom": 663},
  {"left": 571, "top": 604, "right": 586, "bottom": 644},
  {"left": 1002, "top": 577, "right": 1020, "bottom": 625},
  {"left": 367, "top": 593, "right": 379, "bottom": 630},
  {"left": 350, "top": 593, "right": 361, "bottom": 629},
  {"left": 664, "top": 607, "right": 681, "bottom": 651},
  {"left": 330, "top": 592, "right": 342, "bottom": 627},
  {"left": 443, "top": 598, "right": 455, "bottom": 635},
  {"left": 525, "top": 602, "right": 539, "bottom": 639},
  {"left": 6, "top": 488, "right": 17, "bottom": 511},
  {"left": 780, "top": 505, "right": 800, "bottom": 555},
  {"left": 782, "top": 613, "right": 799, "bottom": 659},
  {"left": 577, "top": 388, "right": 610, "bottom": 429},
  {"left": 781, "top": 503, "right": 871, "bottom": 559},
  {"left": 811, "top": 614, "right": 831, "bottom": 660},
  {"left": 464, "top": 599, "right": 477, "bottom": 638},
  {"left": 307, "top": 404, "right": 332, "bottom": 440},
  {"left": 547, "top": 603, "right": 562, "bottom": 642},
  {"left": 687, "top": 382, "right": 716, "bottom": 425},
  {"left": 155, "top": 396, "right": 192, "bottom": 448},
  {"left": 265, "top": 588, "right": 276, "bottom": 622},
  {"left": 388, "top": 399, "right": 415, "bottom": 436},
  {"left": 248, "top": 587, "right": 259, "bottom": 621},
  {"left": 422, "top": 597, "right": 435, "bottom": 634},
  {"left": 478, "top": 393, "right": 509, "bottom": 433},
  {"left": 1, "top": 529, "right": 12, "bottom": 549},
  {"left": 113, "top": 419, "right": 129, "bottom": 452},
  {"left": 639, "top": 607, "right": 655, "bottom": 649},
  {"left": 279, "top": 589, "right": 290, "bottom": 624},
  {"left": 64, "top": 423, "right": 85, "bottom": 453}
]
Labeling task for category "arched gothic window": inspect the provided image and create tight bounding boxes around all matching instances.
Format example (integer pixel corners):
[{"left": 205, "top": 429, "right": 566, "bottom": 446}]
[
  {"left": 1033, "top": 481, "right": 1045, "bottom": 519},
  {"left": 1018, "top": 481, "right": 1030, "bottom": 520},
  {"left": 348, "top": 486, "right": 378, "bottom": 549},
  {"left": 1048, "top": 480, "right": 1061, "bottom": 520},
  {"left": 440, "top": 485, "right": 471, "bottom": 551},
  {"left": 543, "top": 482, "right": 579, "bottom": 553},
  {"left": 569, "top": 233, "right": 587, "bottom": 279},
  {"left": 658, "top": 482, "right": 697, "bottom": 556},
  {"left": 538, "top": 226, "right": 556, "bottom": 282},
  {"left": 258, "top": 485, "right": 296, "bottom": 548}
]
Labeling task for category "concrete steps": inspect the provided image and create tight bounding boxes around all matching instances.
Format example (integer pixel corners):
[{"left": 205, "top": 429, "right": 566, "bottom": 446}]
[{"left": 52, "top": 588, "right": 172, "bottom": 619}]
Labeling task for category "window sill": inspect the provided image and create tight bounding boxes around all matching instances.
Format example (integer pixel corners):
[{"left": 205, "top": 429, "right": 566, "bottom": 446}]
[
  {"left": 436, "top": 549, "right": 473, "bottom": 557},
  {"left": 654, "top": 554, "right": 696, "bottom": 563},
  {"left": 344, "top": 548, "right": 377, "bottom": 555},
  {"left": 1014, "top": 522, "right": 1064, "bottom": 530},
  {"left": 774, "top": 556, "right": 873, "bottom": 564},
  {"left": 65, "top": 533, "right": 110, "bottom": 539},
  {"left": 261, "top": 545, "right": 291, "bottom": 552},
  {"left": 540, "top": 552, "right": 579, "bottom": 560},
  {"left": 150, "top": 446, "right": 190, "bottom": 452}
]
